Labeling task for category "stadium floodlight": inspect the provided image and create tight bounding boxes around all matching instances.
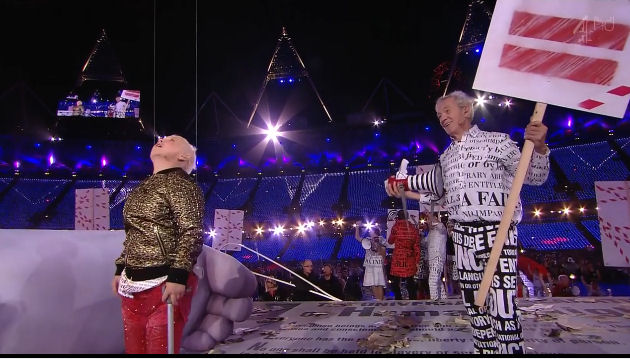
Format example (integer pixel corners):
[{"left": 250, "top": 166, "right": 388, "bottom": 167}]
[{"left": 263, "top": 124, "right": 281, "bottom": 142}]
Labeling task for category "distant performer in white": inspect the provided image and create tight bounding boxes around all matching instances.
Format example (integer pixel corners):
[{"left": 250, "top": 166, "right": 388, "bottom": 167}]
[
  {"left": 355, "top": 222, "right": 387, "bottom": 300},
  {"left": 115, "top": 96, "right": 128, "bottom": 118}
]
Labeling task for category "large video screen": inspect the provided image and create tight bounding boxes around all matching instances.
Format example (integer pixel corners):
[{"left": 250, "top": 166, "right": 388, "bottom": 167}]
[{"left": 57, "top": 89, "right": 140, "bottom": 118}]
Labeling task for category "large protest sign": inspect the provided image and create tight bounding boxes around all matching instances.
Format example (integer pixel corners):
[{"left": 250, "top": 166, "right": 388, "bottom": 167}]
[{"left": 474, "top": 0, "right": 630, "bottom": 118}]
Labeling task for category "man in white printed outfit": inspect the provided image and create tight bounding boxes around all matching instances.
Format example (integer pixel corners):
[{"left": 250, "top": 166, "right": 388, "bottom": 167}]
[{"left": 386, "top": 91, "right": 549, "bottom": 354}]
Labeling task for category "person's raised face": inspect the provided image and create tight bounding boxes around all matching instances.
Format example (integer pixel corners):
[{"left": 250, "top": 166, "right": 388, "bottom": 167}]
[
  {"left": 150, "top": 135, "right": 194, "bottom": 171},
  {"left": 436, "top": 97, "right": 472, "bottom": 141},
  {"left": 302, "top": 260, "right": 313, "bottom": 275}
]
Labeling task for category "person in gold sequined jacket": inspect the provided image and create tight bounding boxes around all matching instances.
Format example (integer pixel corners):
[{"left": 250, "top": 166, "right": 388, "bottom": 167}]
[{"left": 111, "top": 135, "right": 204, "bottom": 354}]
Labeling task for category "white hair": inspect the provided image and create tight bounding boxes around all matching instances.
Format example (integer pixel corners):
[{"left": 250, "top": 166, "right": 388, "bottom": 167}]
[
  {"left": 435, "top": 90, "right": 475, "bottom": 121},
  {"left": 183, "top": 143, "right": 197, "bottom": 174},
  {"left": 170, "top": 135, "right": 197, "bottom": 174}
]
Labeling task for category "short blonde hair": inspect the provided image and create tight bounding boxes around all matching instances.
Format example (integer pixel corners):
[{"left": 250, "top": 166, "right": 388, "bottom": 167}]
[
  {"left": 182, "top": 142, "right": 197, "bottom": 174},
  {"left": 170, "top": 135, "right": 197, "bottom": 174},
  {"left": 435, "top": 90, "right": 475, "bottom": 121}
]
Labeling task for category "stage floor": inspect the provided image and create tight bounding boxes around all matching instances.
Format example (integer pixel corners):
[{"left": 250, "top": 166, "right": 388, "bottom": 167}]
[{"left": 209, "top": 297, "right": 630, "bottom": 355}]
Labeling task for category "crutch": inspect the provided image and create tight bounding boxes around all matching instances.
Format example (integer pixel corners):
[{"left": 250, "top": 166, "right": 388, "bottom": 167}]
[
  {"left": 162, "top": 286, "right": 175, "bottom": 354},
  {"left": 167, "top": 297, "right": 174, "bottom": 354}
]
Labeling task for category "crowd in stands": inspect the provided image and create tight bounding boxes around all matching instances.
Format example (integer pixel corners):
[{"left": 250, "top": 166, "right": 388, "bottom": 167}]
[
  {"left": 518, "top": 249, "right": 630, "bottom": 297},
  {"left": 249, "top": 259, "right": 366, "bottom": 302},
  {"left": 248, "top": 254, "right": 629, "bottom": 302},
  {"left": 244, "top": 219, "right": 630, "bottom": 302}
]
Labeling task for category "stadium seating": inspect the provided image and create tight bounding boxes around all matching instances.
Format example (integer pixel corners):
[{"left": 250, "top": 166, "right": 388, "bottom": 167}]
[
  {"left": 252, "top": 175, "right": 299, "bottom": 221},
  {"left": 0, "top": 137, "right": 628, "bottom": 253},
  {"left": 581, "top": 219, "right": 601, "bottom": 242},
  {"left": 551, "top": 140, "right": 630, "bottom": 200},
  {"left": 336, "top": 233, "right": 365, "bottom": 260},
  {"left": 517, "top": 221, "right": 592, "bottom": 250},
  {"left": 281, "top": 233, "right": 338, "bottom": 262},
  {"left": 346, "top": 169, "right": 389, "bottom": 218},
  {"left": 299, "top": 173, "right": 344, "bottom": 218}
]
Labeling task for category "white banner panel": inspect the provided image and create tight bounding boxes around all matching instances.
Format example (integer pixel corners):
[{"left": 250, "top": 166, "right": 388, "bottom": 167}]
[
  {"left": 595, "top": 181, "right": 630, "bottom": 267},
  {"left": 213, "top": 209, "right": 244, "bottom": 251},
  {"left": 474, "top": 0, "right": 630, "bottom": 118},
  {"left": 74, "top": 188, "right": 110, "bottom": 230}
]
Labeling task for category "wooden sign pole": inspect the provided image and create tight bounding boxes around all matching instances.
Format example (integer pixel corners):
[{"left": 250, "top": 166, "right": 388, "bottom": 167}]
[{"left": 474, "top": 102, "right": 547, "bottom": 307}]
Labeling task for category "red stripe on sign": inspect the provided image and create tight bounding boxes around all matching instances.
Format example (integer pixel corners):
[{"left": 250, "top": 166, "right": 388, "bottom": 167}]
[
  {"left": 579, "top": 99, "right": 604, "bottom": 110},
  {"left": 500, "top": 44, "right": 617, "bottom": 85},
  {"left": 509, "top": 11, "right": 630, "bottom": 51},
  {"left": 608, "top": 85, "right": 630, "bottom": 96}
]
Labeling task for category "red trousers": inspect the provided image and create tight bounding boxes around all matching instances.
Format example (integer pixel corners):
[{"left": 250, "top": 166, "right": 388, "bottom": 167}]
[{"left": 120, "top": 274, "right": 198, "bottom": 354}]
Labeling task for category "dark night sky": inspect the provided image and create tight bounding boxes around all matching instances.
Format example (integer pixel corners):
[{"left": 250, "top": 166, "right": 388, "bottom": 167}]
[
  {"left": 0, "top": 0, "right": 474, "bottom": 135},
  {"left": 2, "top": 0, "right": 625, "bottom": 175}
]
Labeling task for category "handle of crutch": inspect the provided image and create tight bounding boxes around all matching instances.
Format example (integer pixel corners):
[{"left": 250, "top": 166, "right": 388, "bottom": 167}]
[
  {"left": 167, "top": 299, "right": 175, "bottom": 354},
  {"left": 162, "top": 286, "right": 175, "bottom": 354}
]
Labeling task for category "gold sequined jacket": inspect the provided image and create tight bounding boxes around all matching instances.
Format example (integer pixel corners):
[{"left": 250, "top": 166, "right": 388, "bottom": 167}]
[{"left": 115, "top": 167, "right": 204, "bottom": 285}]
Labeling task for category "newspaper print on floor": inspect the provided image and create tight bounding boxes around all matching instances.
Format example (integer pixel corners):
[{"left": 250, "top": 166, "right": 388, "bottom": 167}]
[{"left": 211, "top": 297, "right": 630, "bottom": 355}]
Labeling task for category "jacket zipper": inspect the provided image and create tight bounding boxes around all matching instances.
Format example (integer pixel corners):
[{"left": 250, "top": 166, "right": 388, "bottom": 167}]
[{"left": 154, "top": 226, "right": 167, "bottom": 258}]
